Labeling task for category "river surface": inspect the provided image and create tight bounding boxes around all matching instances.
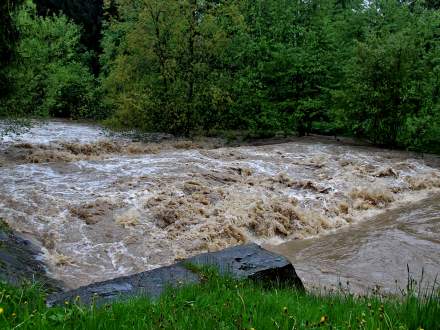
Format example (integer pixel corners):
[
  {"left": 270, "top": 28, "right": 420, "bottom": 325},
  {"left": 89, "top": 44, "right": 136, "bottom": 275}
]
[
  {"left": 267, "top": 195, "right": 440, "bottom": 293},
  {"left": 0, "top": 120, "right": 439, "bottom": 291}
]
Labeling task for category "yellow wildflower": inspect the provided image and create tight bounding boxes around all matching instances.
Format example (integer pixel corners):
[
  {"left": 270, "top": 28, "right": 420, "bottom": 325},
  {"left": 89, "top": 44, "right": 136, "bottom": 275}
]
[
  {"left": 11, "top": 312, "right": 16, "bottom": 317},
  {"left": 0, "top": 307, "right": 4, "bottom": 314},
  {"left": 320, "top": 315, "right": 328, "bottom": 324}
]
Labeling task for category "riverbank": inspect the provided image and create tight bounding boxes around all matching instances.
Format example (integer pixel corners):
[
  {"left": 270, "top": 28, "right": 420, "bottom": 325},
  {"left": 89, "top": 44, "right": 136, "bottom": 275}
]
[{"left": 0, "top": 269, "right": 437, "bottom": 330}]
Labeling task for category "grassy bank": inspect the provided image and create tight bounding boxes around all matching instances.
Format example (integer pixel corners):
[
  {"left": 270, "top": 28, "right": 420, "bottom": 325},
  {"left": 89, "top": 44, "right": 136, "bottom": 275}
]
[{"left": 0, "top": 270, "right": 438, "bottom": 330}]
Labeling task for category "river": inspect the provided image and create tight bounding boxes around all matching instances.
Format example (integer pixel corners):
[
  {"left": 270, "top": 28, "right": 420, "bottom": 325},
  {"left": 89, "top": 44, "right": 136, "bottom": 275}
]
[
  {"left": 267, "top": 194, "right": 440, "bottom": 293},
  {"left": 0, "top": 120, "right": 439, "bottom": 292}
]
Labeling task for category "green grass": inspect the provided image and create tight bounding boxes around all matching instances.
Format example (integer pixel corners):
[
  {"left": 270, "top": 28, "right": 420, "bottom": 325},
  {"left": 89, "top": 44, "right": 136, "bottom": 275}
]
[{"left": 0, "top": 270, "right": 438, "bottom": 329}]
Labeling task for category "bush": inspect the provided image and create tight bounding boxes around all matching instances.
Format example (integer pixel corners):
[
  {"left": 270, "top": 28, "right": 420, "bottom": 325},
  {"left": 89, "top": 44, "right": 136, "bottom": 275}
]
[
  {"left": 333, "top": 1, "right": 440, "bottom": 151},
  {"left": 0, "top": 2, "right": 100, "bottom": 119}
]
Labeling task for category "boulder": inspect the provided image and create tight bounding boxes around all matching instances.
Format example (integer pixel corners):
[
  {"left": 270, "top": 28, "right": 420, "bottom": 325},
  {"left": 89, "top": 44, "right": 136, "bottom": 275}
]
[
  {"left": 187, "top": 243, "right": 304, "bottom": 287},
  {"left": 0, "top": 222, "right": 62, "bottom": 291},
  {"left": 47, "top": 243, "right": 303, "bottom": 306}
]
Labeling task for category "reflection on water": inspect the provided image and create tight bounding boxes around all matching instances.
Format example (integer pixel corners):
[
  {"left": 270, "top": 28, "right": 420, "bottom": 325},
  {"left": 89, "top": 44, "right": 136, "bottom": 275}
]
[
  {"left": 0, "top": 121, "right": 439, "bottom": 289},
  {"left": 267, "top": 195, "right": 440, "bottom": 293}
]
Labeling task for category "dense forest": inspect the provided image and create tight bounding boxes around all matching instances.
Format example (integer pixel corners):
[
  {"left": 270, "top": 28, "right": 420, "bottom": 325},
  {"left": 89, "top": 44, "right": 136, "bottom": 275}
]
[{"left": 1, "top": 0, "right": 440, "bottom": 152}]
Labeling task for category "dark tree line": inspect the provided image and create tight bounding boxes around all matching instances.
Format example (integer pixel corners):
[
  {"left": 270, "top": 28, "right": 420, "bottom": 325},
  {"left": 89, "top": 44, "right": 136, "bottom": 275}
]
[
  {"left": 2, "top": 0, "right": 440, "bottom": 153},
  {"left": 1, "top": 0, "right": 24, "bottom": 93},
  {"left": 35, "top": 0, "right": 104, "bottom": 73}
]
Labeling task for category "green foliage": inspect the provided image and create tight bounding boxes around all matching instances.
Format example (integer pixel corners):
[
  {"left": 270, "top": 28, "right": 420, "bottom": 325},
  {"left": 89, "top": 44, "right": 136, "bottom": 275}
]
[
  {"left": 0, "top": 0, "right": 25, "bottom": 94},
  {"left": 99, "top": 0, "right": 440, "bottom": 152},
  {"left": 101, "top": 0, "right": 340, "bottom": 136},
  {"left": 101, "top": 0, "right": 236, "bottom": 134},
  {"left": 0, "top": 272, "right": 438, "bottom": 329},
  {"left": 1, "top": 2, "right": 102, "bottom": 119},
  {"left": 230, "top": 0, "right": 339, "bottom": 136},
  {"left": 2, "top": 0, "right": 440, "bottom": 153},
  {"left": 333, "top": 1, "right": 440, "bottom": 150},
  {"left": 34, "top": 0, "right": 104, "bottom": 73}
]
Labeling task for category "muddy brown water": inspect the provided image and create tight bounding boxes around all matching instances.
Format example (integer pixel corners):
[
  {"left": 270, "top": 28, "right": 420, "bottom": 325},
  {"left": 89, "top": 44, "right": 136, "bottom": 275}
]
[
  {"left": 0, "top": 120, "right": 439, "bottom": 292},
  {"left": 266, "top": 194, "right": 440, "bottom": 293}
]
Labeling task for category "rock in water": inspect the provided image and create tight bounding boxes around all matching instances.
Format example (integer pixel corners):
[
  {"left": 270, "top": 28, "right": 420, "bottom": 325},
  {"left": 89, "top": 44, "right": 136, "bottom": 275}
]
[
  {"left": 47, "top": 243, "right": 304, "bottom": 306},
  {"left": 0, "top": 222, "right": 62, "bottom": 292},
  {"left": 187, "top": 243, "right": 304, "bottom": 288}
]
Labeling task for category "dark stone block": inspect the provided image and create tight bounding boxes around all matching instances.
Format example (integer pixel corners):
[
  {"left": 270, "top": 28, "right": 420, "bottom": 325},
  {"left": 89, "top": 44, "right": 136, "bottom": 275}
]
[
  {"left": 186, "top": 243, "right": 304, "bottom": 289},
  {"left": 0, "top": 225, "right": 63, "bottom": 292},
  {"left": 47, "top": 264, "right": 199, "bottom": 306},
  {"left": 47, "top": 243, "right": 303, "bottom": 306}
]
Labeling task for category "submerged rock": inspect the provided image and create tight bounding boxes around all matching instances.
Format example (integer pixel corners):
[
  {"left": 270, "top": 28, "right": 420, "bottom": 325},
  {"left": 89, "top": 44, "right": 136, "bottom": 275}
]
[
  {"left": 47, "top": 243, "right": 304, "bottom": 306},
  {"left": 0, "top": 221, "right": 62, "bottom": 291}
]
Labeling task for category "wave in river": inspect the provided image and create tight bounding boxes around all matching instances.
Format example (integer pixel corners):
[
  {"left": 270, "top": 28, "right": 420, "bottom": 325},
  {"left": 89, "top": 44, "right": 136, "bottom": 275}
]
[{"left": 0, "top": 121, "right": 439, "bottom": 288}]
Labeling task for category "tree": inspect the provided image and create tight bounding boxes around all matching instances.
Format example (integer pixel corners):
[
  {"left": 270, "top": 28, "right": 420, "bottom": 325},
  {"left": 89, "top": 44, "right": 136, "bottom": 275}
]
[
  {"left": 35, "top": 0, "right": 104, "bottom": 73},
  {"left": 102, "top": 0, "right": 236, "bottom": 134},
  {"left": 333, "top": 0, "right": 440, "bottom": 150},
  {"left": 0, "top": 0, "right": 24, "bottom": 95},
  {"left": 225, "top": 0, "right": 338, "bottom": 136},
  {"left": 99, "top": 0, "right": 440, "bottom": 153},
  {"left": 1, "top": 2, "right": 100, "bottom": 119}
]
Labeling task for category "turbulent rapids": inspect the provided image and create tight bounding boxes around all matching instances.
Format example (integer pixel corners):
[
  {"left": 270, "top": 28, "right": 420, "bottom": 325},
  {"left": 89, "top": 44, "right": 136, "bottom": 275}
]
[{"left": 0, "top": 121, "right": 439, "bottom": 289}]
